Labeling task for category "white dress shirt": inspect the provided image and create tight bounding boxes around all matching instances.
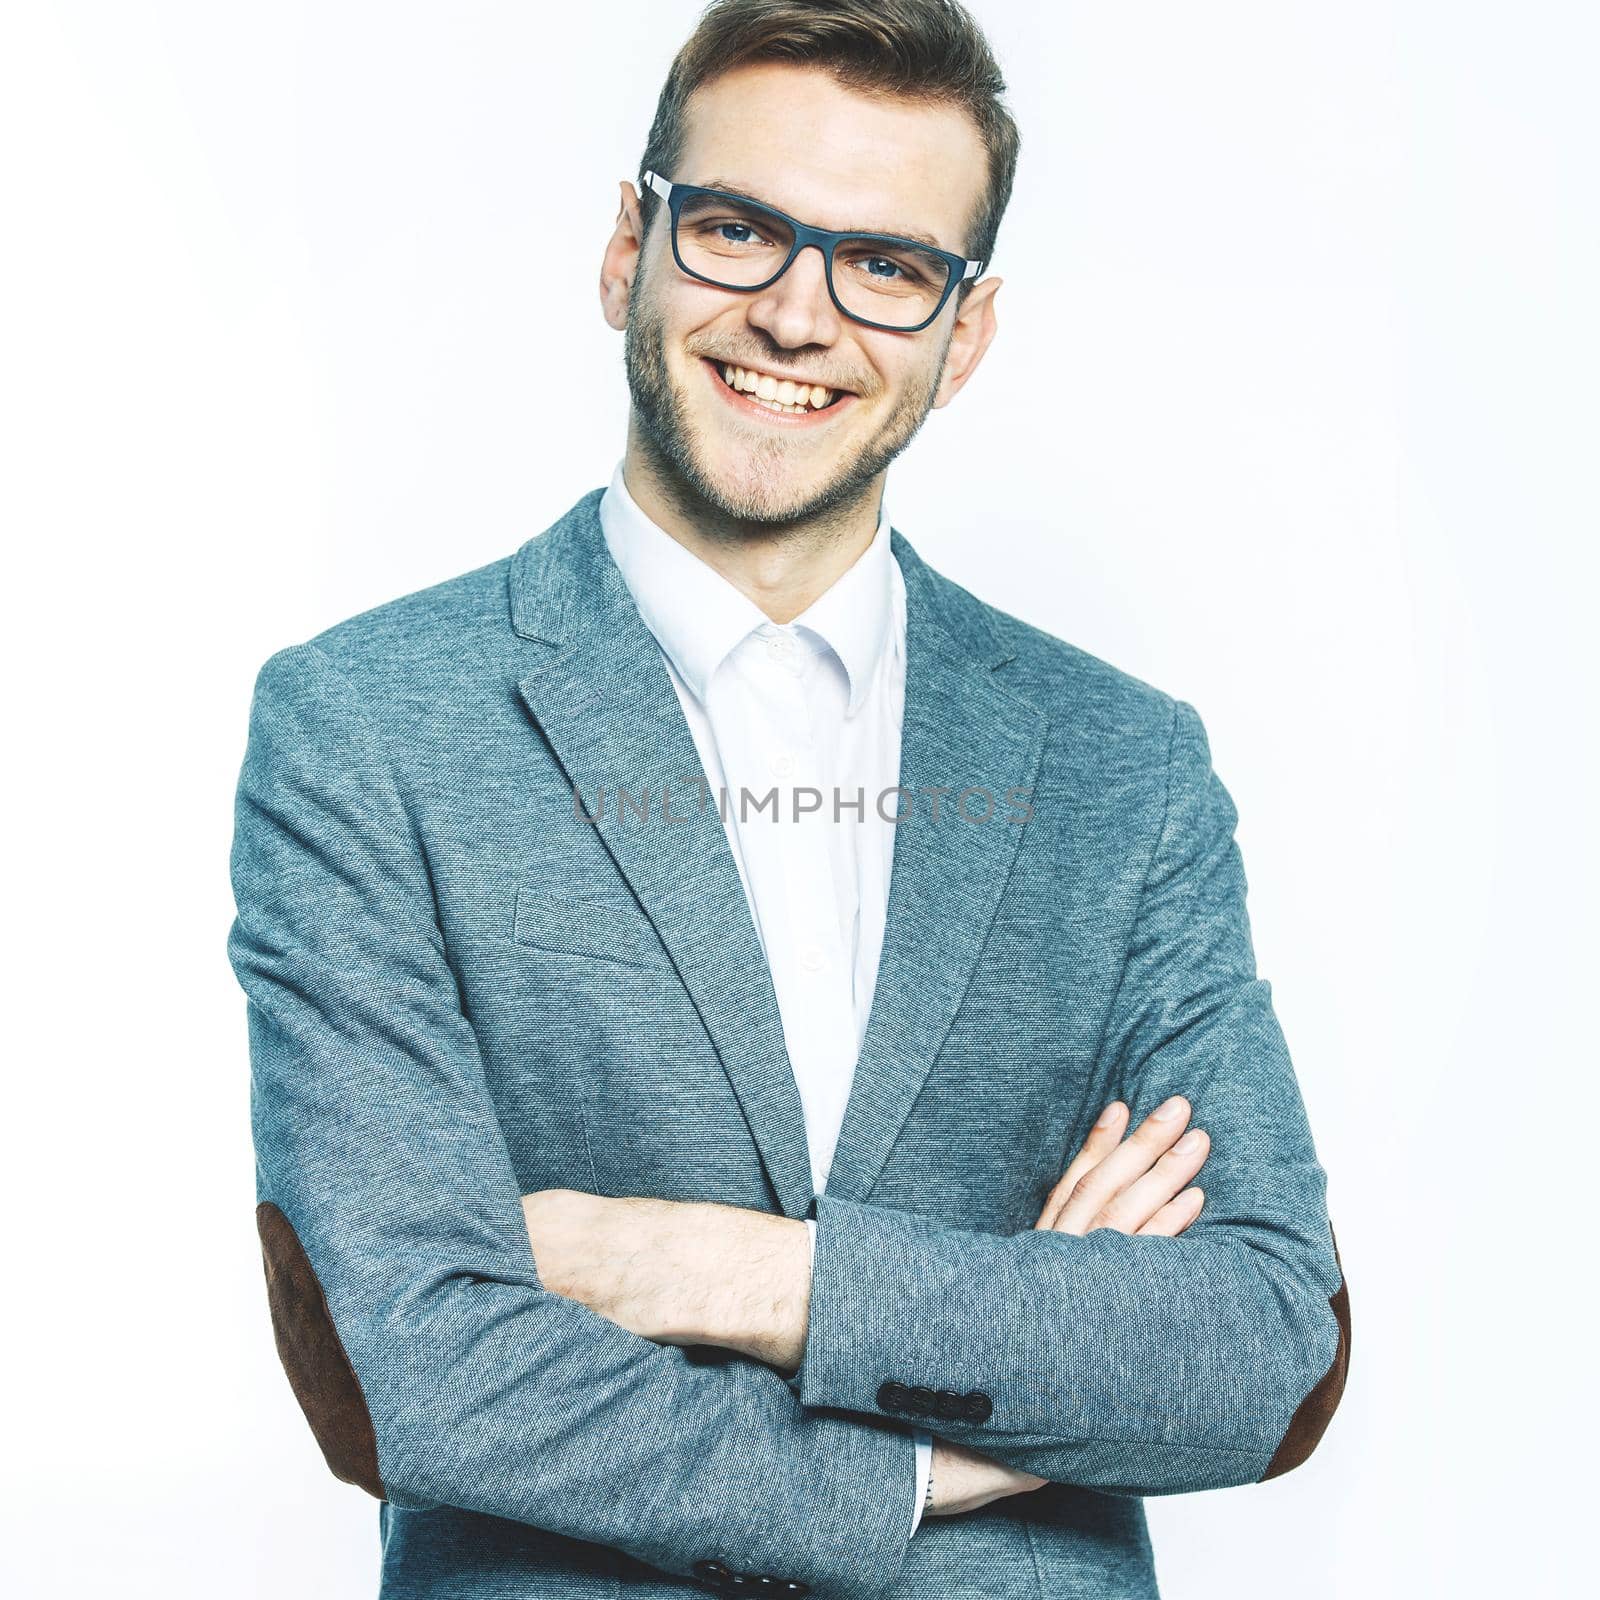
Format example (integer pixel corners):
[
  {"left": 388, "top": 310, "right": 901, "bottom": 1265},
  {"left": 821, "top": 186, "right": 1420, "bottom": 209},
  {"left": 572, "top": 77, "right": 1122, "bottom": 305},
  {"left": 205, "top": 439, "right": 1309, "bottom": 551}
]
[{"left": 599, "top": 459, "right": 933, "bottom": 1537}]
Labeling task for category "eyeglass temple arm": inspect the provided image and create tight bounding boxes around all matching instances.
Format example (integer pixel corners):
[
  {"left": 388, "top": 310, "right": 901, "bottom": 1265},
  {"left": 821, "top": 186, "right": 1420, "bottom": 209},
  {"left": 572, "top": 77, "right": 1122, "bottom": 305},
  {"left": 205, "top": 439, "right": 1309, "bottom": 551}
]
[{"left": 639, "top": 169, "right": 984, "bottom": 277}]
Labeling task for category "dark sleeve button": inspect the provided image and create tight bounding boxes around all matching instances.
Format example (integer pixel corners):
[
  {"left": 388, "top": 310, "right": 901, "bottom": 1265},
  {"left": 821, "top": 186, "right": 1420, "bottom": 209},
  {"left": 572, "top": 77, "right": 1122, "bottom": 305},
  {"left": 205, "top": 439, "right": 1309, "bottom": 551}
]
[
  {"left": 877, "top": 1379, "right": 909, "bottom": 1412},
  {"left": 933, "top": 1389, "right": 964, "bottom": 1420},
  {"left": 963, "top": 1390, "right": 993, "bottom": 1423},
  {"left": 908, "top": 1385, "right": 937, "bottom": 1416}
]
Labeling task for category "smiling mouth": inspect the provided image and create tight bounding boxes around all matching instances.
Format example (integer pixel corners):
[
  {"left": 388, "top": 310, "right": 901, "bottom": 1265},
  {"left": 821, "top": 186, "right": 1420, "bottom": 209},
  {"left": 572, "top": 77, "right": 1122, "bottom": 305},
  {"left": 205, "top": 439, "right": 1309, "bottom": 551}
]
[{"left": 707, "top": 358, "right": 848, "bottom": 415}]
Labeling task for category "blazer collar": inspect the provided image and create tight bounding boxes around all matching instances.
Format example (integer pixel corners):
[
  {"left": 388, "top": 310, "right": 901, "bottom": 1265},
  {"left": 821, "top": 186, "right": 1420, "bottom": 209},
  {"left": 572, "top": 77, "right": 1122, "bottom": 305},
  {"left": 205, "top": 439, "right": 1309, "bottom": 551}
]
[
  {"left": 510, "top": 488, "right": 1046, "bottom": 1219},
  {"left": 511, "top": 485, "right": 1011, "bottom": 670}
]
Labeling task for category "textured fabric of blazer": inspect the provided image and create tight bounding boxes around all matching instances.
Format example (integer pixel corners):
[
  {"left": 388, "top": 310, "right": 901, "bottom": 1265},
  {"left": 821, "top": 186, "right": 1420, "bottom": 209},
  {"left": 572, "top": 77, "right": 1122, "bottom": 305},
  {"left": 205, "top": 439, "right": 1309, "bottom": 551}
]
[{"left": 228, "top": 487, "right": 1350, "bottom": 1599}]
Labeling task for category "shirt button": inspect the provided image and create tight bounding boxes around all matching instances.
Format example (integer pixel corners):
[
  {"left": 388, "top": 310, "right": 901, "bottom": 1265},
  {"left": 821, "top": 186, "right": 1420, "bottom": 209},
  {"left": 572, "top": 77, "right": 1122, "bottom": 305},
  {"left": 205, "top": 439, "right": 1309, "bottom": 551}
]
[
  {"left": 771, "top": 752, "right": 796, "bottom": 778},
  {"left": 799, "top": 944, "right": 825, "bottom": 972}
]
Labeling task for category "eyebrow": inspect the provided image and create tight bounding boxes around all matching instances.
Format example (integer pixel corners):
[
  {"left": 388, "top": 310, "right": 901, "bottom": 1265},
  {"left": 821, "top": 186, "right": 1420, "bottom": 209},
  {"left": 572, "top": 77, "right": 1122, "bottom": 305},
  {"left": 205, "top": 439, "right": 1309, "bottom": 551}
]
[{"left": 693, "top": 176, "right": 953, "bottom": 253}]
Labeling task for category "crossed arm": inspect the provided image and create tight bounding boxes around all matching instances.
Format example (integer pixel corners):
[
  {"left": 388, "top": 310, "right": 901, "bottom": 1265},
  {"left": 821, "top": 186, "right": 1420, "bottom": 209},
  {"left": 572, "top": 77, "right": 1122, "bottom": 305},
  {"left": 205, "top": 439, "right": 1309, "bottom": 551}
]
[
  {"left": 232, "top": 645, "right": 1349, "bottom": 1600},
  {"left": 520, "top": 1092, "right": 1216, "bottom": 1517}
]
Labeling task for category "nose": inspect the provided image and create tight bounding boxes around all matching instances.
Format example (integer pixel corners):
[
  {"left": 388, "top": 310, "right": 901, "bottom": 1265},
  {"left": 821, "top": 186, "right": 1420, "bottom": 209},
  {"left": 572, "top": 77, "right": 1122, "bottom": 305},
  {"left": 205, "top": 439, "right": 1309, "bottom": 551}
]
[{"left": 744, "top": 243, "right": 844, "bottom": 350}]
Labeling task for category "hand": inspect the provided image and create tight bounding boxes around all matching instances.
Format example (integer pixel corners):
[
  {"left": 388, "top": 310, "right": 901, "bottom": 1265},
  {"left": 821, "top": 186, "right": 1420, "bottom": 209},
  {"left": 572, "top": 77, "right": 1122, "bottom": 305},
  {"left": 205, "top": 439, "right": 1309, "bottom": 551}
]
[
  {"left": 1033, "top": 1094, "right": 1207, "bottom": 1235},
  {"left": 921, "top": 1435, "right": 1048, "bottom": 1517},
  {"left": 927, "top": 1095, "right": 1209, "bottom": 1516},
  {"left": 520, "top": 1189, "right": 810, "bottom": 1369},
  {"left": 522, "top": 1189, "right": 673, "bottom": 1335}
]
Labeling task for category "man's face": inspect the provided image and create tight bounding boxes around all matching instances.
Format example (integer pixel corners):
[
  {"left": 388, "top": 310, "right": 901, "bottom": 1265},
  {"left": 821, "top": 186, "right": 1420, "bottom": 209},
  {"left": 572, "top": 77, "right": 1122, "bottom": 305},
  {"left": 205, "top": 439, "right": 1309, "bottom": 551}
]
[{"left": 612, "top": 62, "right": 997, "bottom": 528}]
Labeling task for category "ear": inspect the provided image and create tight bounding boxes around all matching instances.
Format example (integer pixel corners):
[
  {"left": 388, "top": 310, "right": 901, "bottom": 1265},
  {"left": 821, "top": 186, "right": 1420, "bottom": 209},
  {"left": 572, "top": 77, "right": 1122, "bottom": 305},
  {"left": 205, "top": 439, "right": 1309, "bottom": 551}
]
[
  {"left": 600, "top": 180, "right": 646, "bottom": 332},
  {"left": 932, "top": 276, "right": 1002, "bottom": 409}
]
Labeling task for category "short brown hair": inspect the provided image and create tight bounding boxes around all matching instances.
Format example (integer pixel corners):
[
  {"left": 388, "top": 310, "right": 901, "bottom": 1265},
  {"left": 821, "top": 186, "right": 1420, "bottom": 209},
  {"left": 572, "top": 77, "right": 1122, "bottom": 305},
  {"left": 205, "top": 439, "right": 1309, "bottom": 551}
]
[{"left": 637, "top": 0, "right": 1020, "bottom": 298}]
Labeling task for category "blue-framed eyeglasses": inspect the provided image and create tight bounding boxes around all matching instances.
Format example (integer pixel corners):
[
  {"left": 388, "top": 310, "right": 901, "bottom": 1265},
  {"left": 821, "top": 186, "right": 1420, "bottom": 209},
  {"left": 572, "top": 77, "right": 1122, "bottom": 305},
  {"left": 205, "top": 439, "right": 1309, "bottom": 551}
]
[{"left": 642, "top": 170, "right": 985, "bottom": 334}]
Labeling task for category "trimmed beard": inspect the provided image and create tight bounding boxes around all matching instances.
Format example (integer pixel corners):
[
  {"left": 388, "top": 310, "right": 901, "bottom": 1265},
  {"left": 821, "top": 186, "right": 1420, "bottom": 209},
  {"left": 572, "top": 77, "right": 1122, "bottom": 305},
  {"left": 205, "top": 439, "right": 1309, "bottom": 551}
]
[{"left": 621, "top": 243, "right": 950, "bottom": 533}]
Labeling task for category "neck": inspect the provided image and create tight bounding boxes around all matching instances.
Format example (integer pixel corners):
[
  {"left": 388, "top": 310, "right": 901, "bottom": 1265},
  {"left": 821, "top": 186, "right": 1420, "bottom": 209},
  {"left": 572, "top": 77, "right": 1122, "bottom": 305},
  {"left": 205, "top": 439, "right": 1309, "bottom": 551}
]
[{"left": 621, "top": 427, "right": 884, "bottom": 624}]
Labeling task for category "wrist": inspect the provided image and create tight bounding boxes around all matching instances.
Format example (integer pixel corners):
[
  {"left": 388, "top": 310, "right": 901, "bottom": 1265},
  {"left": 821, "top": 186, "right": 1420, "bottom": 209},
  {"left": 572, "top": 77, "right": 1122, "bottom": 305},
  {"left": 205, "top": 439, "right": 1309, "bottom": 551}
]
[{"left": 706, "top": 1207, "right": 811, "bottom": 1371}]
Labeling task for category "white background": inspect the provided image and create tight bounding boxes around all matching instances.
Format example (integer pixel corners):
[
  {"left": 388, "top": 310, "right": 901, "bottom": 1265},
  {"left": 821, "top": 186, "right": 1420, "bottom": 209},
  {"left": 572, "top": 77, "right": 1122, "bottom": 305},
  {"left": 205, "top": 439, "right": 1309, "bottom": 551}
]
[{"left": 2, "top": 2, "right": 1593, "bottom": 1595}]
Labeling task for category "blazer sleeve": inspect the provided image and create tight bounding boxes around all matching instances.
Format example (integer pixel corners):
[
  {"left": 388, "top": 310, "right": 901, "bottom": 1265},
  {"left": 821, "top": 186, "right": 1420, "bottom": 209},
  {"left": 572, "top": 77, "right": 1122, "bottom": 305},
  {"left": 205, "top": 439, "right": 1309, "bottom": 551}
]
[
  {"left": 229, "top": 642, "right": 920, "bottom": 1599},
  {"left": 794, "top": 698, "right": 1350, "bottom": 1496},
  {"left": 806, "top": 1219, "right": 933, "bottom": 1537}
]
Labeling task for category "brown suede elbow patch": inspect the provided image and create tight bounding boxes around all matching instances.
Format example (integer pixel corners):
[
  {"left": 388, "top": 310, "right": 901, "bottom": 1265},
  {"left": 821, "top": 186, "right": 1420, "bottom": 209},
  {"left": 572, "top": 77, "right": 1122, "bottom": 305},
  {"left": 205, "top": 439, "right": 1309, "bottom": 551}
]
[
  {"left": 256, "top": 1201, "right": 385, "bottom": 1500},
  {"left": 1260, "top": 1219, "right": 1350, "bottom": 1480}
]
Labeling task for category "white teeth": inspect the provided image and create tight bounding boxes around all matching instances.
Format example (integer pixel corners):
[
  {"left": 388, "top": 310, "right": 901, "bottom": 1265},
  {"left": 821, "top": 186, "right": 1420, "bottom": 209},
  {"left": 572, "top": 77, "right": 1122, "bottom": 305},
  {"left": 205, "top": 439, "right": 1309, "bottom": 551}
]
[{"left": 719, "top": 362, "right": 837, "bottom": 411}]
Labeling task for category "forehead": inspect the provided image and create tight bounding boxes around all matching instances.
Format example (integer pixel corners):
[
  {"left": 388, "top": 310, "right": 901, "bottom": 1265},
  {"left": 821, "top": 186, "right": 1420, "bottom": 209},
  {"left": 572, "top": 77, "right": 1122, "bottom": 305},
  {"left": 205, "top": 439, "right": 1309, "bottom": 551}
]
[{"left": 677, "top": 61, "right": 987, "bottom": 254}]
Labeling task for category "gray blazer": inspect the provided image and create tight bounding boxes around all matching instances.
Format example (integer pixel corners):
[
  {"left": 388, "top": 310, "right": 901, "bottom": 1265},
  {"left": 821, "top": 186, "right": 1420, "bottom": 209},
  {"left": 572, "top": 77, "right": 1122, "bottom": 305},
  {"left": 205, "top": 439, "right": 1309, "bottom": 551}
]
[{"left": 229, "top": 487, "right": 1349, "bottom": 1599}]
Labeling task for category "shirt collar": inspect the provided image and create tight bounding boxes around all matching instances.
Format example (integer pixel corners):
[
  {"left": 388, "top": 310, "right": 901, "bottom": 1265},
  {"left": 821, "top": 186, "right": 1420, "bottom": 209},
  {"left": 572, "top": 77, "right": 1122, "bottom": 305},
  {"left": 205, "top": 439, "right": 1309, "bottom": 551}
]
[{"left": 598, "top": 458, "right": 895, "bottom": 715}]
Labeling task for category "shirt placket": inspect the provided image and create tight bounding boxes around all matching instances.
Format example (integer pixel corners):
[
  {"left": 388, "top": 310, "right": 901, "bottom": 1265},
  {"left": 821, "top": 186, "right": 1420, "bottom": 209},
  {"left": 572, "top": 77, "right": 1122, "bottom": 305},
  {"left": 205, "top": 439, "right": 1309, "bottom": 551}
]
[{"left": 737, "top": 624, "right": 861, "bottom": 1193}]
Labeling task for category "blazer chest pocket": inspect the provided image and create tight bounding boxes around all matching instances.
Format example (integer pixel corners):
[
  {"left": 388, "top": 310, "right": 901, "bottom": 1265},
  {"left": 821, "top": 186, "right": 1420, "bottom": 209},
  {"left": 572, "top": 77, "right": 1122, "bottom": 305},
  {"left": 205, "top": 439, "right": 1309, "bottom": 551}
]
[{"left": 512, "top": 884, "right": 662, "bottom": 969}]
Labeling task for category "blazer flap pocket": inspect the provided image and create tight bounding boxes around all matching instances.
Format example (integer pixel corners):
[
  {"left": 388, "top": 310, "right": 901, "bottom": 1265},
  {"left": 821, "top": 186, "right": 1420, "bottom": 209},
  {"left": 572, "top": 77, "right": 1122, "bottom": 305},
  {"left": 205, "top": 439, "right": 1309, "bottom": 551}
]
[{"left": 513, "top": 884, "right": 661, "bottom": 968}]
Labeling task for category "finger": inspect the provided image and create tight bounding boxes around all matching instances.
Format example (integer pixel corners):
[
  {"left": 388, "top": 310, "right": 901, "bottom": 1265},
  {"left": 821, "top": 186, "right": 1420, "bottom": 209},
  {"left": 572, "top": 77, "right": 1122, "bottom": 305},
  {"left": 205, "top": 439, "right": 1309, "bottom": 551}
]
[
  {"left": 1135, "top": 1186, "right": 1205, "bottom": 1237},
  {"left": 1034, "top": 1101, "right": 1128, "bottom": 1229},
  {"left": 1095, "top": 1128, "right": 1209, "bottom": 1233},
  {"left": 1035, "top": 1102, "right": 1127, "bottom": 1229},
  {"left": 1051, "top": 1094, "right": 1193, "bottom": 1234}
]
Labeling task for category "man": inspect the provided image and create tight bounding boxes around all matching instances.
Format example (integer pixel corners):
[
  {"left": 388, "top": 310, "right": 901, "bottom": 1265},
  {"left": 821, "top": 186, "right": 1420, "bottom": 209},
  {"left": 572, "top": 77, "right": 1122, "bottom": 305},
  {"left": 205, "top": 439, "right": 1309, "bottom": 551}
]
[{"left": 228, "top": 1, "right": 1349, "bottom": 1596}]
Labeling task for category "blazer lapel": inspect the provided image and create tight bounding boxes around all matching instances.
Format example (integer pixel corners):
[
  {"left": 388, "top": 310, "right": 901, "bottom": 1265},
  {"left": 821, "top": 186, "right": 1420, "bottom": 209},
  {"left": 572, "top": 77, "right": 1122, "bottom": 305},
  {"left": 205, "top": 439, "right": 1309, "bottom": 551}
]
[
  {"left": 820, "top": 534, "right": 1050, "bottom": 1206},
  {"left": 511, "top": 492, "right": 816, "bottom": 1221}
]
